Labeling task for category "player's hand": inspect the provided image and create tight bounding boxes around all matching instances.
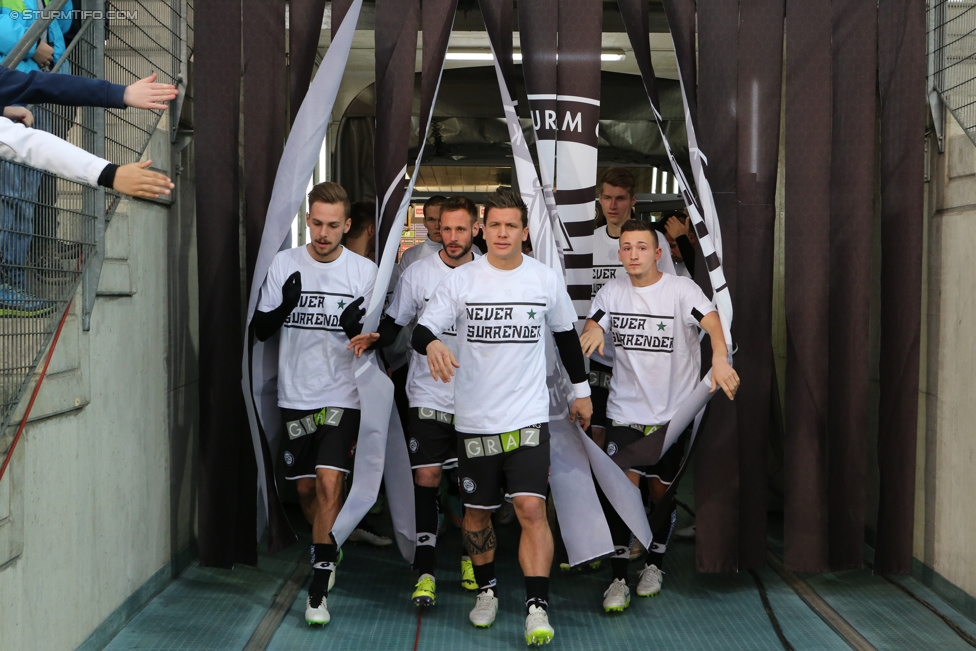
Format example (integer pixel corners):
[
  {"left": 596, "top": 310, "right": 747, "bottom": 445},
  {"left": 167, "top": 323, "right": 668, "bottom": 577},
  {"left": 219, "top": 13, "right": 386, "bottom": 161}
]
[
  {"left": 123, "top": 72, "right": 179, "bottom": 110},
  {"left": 426, "top": 339, "right": 459, "bottom": 382},
  {"left": 579, "top": 328, "right": 604, "bottom": 357},
  {"left": 281, "top": 271, "right": 302, "bottom": 310},
  {"left": 710, "top": 356, "right": 739, "bottom": 400},
  {"left": 569, "top": 397, "right": 593, "bottom": 431},
  {"left": 3, "top": 106, "right": 33, "bottom": 127},
  {"left": 339, "top": 296, "right": 366, "bottom": 339},
  {"left": 112, "top": 160, "right": 174, "bottom": 198},
  {"left": 347, "top": 331, "right": 379, "bottom": 357}
]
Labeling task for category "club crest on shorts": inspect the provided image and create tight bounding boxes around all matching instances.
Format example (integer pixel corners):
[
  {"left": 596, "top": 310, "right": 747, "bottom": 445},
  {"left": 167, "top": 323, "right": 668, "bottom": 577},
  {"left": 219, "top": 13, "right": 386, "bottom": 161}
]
[
  {"left": 409, "top": 438, "right": 419, "bottom": 453},
  {"left": 284, "top": 451, "right": 295, "bottom": 466},
  {"left": 461, "top": 477, "right": 477, "bottom": 493},
  {"left": 607, "top": 442, "right": 618, "bottom": 456}
]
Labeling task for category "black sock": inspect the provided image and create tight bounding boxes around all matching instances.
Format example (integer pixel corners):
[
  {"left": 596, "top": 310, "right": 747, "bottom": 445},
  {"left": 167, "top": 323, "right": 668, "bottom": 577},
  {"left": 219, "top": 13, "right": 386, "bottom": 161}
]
[
  {"left": 473, "top": 561, "right": 497, "bottom": 594},
  {"left": 610, "top": 546, "right": 630, "bottom": 582},
  {"left": 524, "top": 576, "right": 549, "bottom": 612},
  {"left": 647, "top": 502, "right": 677, "bottom": 568},
  {"left": 414, "top": 484, "right": 439, "bottom": 576},
  {"left": 603, "top": 492, "right": 633, "bottom": 582},
  {"left": 309, "top": 542, "right": 337, "bottom": 595}
]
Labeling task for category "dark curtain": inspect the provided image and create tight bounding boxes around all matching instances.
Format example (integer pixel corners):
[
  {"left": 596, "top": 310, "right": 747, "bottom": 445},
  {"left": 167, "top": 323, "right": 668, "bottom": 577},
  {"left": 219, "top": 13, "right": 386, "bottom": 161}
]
[
  {"left": 826, "top": 0, "right": 877, "bottom": 571},
  {"left": 289, "top": 0, "right": 329, "bottom": 125},
  {"left": 875, "top": 0, "right": 925, "bottom": 575},
  {"left": 195, "top": 0, "right": 256, "bottom": 568},
  {"left": 734, "top": 0, "right": 784, "bottom": 571},
  {"left": 243, "top": 0, "right": 292, "bottom": 553},
  {"left": 374, "top": 0, "right": 420, "bottom": 261},
  {"left": 694, "top": 0, "right": 741, "bottom": 573},
  {"left": 783, "top": 0, "right": 833, "bottom": 572},
  {"left": 777, "top": 0, "right": 923, "bottom": 572}
]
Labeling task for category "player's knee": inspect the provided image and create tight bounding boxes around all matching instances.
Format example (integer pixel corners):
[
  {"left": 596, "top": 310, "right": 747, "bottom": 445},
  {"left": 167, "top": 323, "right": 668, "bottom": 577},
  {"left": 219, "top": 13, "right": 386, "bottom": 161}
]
[
  {"left": 296, "top": 479, "right": 317, "bottom": 504},
  {"left": 414, "top": 466, "right": 441, "bottom": 488},
  {"left": 648, "top": 479, "right": 669, "bottom": 504},
  {"left": 464, "top": 507, "right": 492, "bottom": 530},
  {"left": 512, "top": 496, "right": 546, "bottom": 526},
  {"left": 315, "top": 470, "right": 344, "bottom": 504}
]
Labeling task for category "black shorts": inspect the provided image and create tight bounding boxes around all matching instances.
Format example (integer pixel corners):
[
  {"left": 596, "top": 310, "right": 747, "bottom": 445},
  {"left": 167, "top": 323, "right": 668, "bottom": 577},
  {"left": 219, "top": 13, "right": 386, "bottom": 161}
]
[
  {"left": 605, "top": 422, "right": 689, "bottom": 484},
  {"left": 280, "top": 407, "right": 360, "bottom": 480},
  {"left": 406, "top": 407, "right": 458, "bottom": 470},
  {"left": 456, "top": 424, "right": 551, "bottom": 509},
  {"left": 588, "top": 360, "right": 613, "bottom": 428}
]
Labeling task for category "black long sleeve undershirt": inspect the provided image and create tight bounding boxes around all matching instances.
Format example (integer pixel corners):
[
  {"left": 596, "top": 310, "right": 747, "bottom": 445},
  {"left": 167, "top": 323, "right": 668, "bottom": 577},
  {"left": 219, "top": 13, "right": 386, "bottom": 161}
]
[
  {"left": 551, "top": 329, "right": 588, "bottom": 385},
  {"left": 375, "top": 315, "right": 404, "bottom": 349},
  {"left": 252, "top": 304, "right": 293, "bottom": 342},
  {"left": 412, "top": 323, "right": 438, "bottom": 355}
]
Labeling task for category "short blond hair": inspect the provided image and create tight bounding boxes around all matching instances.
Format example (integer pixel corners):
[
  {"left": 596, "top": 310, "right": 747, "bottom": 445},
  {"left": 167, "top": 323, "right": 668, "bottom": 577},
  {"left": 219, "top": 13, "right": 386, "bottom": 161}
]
[{"left": 307, "top": 181, "right": 350, "bottom": 217}]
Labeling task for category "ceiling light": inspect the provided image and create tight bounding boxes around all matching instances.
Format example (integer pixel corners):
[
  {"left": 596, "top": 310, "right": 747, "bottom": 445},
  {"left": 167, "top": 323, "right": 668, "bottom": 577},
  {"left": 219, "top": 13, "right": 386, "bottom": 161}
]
[
  {"left": 445, "top": 50, "right": 626, "bottom": 63},
  {"left": 445, "top": 51, "right": 494, "bottom": 61}
]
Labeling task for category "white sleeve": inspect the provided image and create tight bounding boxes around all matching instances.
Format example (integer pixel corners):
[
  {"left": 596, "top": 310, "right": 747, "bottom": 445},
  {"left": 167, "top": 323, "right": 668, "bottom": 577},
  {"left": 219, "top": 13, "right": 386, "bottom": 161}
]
[
  {"left": 417, "top": 271, "right": 458, "bottom": 337},
  {"left": 545, "top": 269, "right": 578, "bottom": 333},
  {"left": 588, "top": 284, "right": 613, "bottom": 332},
  {"left": 386, "top": 268, "right": 418, "bottom": 326},
  {"left": 0, "top": 117, "right": 108, "bottom": 188},
  {"left": 680, "top": 278, "right": 715, "bottom": 328},
  {"left": 359, "top": 261, "right": 378, "bottom": 308},
  {"left": 256, "top": 254, "right": 285, "bottom": 312}
]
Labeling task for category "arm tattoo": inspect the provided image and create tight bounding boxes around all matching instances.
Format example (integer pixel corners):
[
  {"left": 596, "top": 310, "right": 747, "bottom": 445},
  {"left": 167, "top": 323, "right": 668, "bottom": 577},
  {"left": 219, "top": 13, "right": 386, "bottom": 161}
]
[{"left": 462, "top": 524, "right": 497, "bottom": 556}]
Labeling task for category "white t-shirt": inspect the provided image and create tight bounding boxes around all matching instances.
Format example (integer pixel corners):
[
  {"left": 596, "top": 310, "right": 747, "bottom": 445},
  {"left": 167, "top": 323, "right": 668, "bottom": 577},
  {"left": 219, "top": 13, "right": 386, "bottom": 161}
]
[
  {"left": 399, "top": 237, "right": 441, "bottom": 269},
  {"left": 590, "top": 227, "right": 675, "bottom": 367},
  {"left": 589, "top": 273, "right": 714, "bottom": 426},
  {"left": 386, "top": 250, "right": 479, "bottom": 412},
  {"left": 257, "top": 246, "right": 377, "bottom": 410},
  {"left": 419, "top": 255, "right": 578, "bottom": 434},
  {"left": 383, "top": 238, "right": 442, "bottom": 370}
]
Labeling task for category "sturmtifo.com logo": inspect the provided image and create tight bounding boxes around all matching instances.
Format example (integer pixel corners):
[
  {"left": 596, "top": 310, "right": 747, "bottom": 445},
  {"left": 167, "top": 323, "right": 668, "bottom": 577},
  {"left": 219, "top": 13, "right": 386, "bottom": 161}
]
[{"left": 9, "top": 9, "right": 138, "bottom": 20}]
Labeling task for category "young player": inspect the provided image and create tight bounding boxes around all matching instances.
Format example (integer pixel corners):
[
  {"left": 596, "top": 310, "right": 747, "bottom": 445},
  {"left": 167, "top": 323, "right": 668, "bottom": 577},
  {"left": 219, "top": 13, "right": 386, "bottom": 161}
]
[
  {"left": 579, "top": 219, "right": 738, "bottom": 613},
  {"left": 412, "top": 188, "right": 592, "bottom": 646},
  {"left": 252, "top": 182, "right": 376, "bottom": 626}
]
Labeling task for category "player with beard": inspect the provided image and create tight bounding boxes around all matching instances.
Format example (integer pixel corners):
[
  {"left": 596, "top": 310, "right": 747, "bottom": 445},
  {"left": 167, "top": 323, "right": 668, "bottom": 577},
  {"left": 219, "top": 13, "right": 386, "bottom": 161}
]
[
  {"left": 411, "top": 188, "right": 592, "bottom": 646},
  {"left": 349, "top": 196, "right": 481, "bottom": 607},
  {"left": 580, "top": 219, "right": 738, "bottom": 613},
  {"left": 252, "top": 182, "right": 376, "bottom": 627}
]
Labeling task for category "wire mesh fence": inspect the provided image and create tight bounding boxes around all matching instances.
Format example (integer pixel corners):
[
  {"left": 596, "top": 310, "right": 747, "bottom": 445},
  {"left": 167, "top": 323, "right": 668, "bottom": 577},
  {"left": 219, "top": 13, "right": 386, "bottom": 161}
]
[
  {"left": 929, "top": 0, "right": 976, "bottom": 144},
  {"left": 1, "top": 1, "right": 192, "bottom": 436}
]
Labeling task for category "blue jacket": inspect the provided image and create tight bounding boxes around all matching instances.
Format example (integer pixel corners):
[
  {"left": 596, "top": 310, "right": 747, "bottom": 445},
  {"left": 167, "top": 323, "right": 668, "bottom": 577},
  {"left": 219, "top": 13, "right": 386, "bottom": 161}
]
[
  {"left": 0, "top": 65, "right": 126, "bottom": 112},
  {"left": 0, "top": 0, "right": 74, "bottom": 74}
]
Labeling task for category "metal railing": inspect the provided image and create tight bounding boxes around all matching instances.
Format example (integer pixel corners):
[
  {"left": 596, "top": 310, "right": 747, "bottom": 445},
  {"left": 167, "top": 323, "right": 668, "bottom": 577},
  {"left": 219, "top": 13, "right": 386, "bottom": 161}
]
[
  {"left": 929, "top": 0, "right": 976, "bottom": 149},
  {"left": 1, "top": 0, "right": 192, "bottom": 438}
]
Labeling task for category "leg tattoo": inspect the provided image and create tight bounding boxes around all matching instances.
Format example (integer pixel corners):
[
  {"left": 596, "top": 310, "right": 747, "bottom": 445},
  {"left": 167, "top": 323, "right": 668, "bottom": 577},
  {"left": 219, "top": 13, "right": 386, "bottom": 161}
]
[{"left": 462, "top": 524, "right": 497, "bottom": 556}]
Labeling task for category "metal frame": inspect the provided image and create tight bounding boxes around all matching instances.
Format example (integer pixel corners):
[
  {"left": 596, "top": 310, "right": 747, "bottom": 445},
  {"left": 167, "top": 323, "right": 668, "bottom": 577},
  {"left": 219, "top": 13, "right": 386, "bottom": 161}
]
[
  {"left": 928, "top": 0, "right": 976, "bottom": 150},
  {"left": 1, "top": 0, "right": 192, "bottom": 436}
]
